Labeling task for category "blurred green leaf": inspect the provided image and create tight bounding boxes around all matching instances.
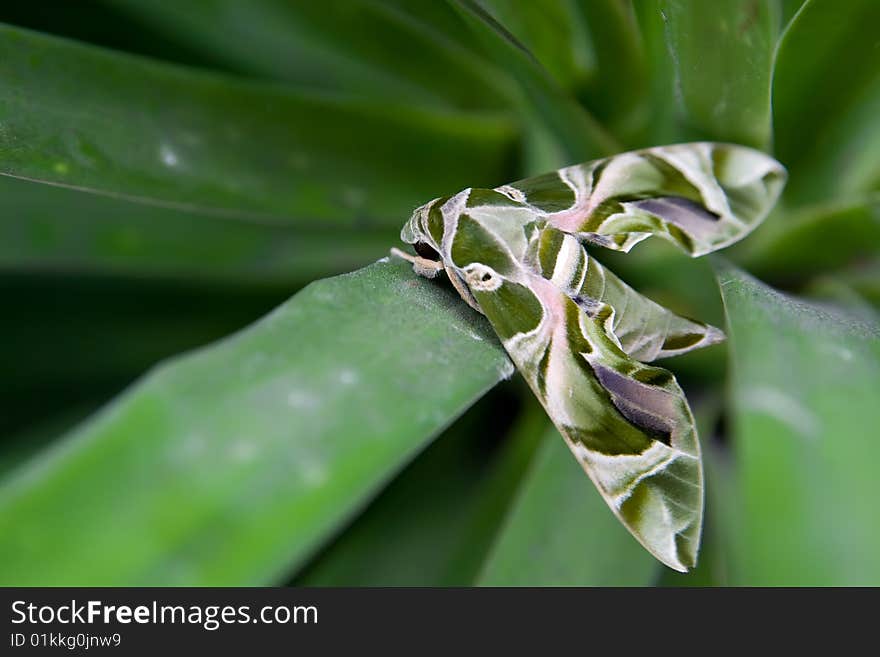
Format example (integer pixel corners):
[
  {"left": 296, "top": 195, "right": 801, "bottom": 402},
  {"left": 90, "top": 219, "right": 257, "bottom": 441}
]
[
  {"left": 0, "top": 275, "right": 286, "bottom": 397},
  {"left": 773, "top": 0, "right": 880, "bottom": 204},
  {"left": 0, "top": 175, "right": 390, "bottom": 284},
  {"left": 477, "top": 426, "right": 658, "bottom": 586},
  {"left": 479, "top": 0, "right": 594, "bottom": 91},
  {"left": 0, "top": 259, "right": 513, "bottom": 585},
  {"left": 0, "top": 24, "right": 516, "bottom": 224},
  {"left": 657, "top": 0, "right": 779, "bottom": 148},
  {"left": 0, "top": 0, "right": 217, "bottom": 69},
  {"left": 804, "top": 277, "right": 880, "bottom": 326},
  {"left": 297, "top": 390, "right": 544, "bottom": 586},
  {"left": 480, "top": 0, "right": 648, "bottom": 142},
  {"left": 572, "top": 0, "right": 648, "bottom": 140},
  {"left": 631, "top": 0, "right": 686, "bottom": 145},
  {"left": 449, "top": 0, "right": 617, "bottom": 164},
  {"left": 825, "top": 259, "right": 880, "bottom": 310},
  {"left": 717, "top": 262, "right": 880, "bottom": 585},
  {"left": 105, "top": 0, "right": 507, "bottom": 110},
  {"left": 734, "top": 195, "right": 880, "bottom": 284}
]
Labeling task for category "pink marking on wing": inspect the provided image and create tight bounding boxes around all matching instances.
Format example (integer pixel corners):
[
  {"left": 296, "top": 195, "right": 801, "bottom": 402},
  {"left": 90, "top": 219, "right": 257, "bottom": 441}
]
[
  {"left": 529, "top": 274, "right": 572, "bottom": 352},
  {"left": 547, "top": 195, "right": 592, "bottom": 233}
]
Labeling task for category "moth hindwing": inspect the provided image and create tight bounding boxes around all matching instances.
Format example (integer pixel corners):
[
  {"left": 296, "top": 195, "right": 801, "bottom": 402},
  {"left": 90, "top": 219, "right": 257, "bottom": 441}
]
[{"left": 396, "top": 142, "right": 786, "bottom": 571}]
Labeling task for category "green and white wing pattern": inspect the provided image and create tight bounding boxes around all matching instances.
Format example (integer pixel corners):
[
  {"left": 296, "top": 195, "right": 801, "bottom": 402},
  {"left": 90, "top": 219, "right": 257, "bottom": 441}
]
[
  {"left": 531, "top": 224, "right": 725, "bottom": 362},
  {"left": 476, "top": 271, "right": 704, "bottom": 571},
  {"left": 396, "top": 142, "right": 786, "bottom": 571},
  {"left": 506, "top": 142, "right": 786, "bottom": 256}
]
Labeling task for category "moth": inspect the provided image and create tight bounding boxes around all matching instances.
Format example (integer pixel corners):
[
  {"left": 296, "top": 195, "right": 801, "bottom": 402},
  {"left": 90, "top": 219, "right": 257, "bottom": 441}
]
[{"left": 392, "top": 142, "right": 786, "bottom": 571}]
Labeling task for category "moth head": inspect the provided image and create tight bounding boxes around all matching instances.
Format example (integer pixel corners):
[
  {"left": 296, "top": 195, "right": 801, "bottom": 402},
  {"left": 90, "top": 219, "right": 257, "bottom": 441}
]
[
  {"left": 399, "top": 188, "right": 534, "bottom": 313},
  {"left": 400, "top": 197, "right": 447, "bottom": 262}
]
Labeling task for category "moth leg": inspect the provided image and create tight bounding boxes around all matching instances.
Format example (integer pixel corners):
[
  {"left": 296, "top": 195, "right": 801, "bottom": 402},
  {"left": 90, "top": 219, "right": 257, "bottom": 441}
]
[
  {"left": 389, "top": 247, "right": 482, "bottom": 312},
  {"left": 390, "top": 247, "right": 444, "bottom": 279}
]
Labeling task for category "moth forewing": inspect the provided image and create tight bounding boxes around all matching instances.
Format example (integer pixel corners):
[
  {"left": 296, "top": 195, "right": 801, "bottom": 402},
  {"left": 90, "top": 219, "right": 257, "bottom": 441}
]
[
  {"left": 474, "top": 274, "right": 703, "bottom": 572},
  {"left": 395, "top": 142, "right": 786, "bottom": 571},
  {"left": 508, "top": 142, "right": 786, "bottom": 257}
]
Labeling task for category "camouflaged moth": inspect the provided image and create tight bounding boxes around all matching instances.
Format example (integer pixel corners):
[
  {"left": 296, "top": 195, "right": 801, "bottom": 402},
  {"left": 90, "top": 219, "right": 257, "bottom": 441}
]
[{"left": 392, "top": 143, "right": 785, "bottom": 571}]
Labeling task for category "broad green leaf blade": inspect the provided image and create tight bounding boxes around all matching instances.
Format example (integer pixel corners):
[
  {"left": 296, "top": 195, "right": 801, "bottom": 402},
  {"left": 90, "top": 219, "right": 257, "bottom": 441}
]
[
  {"left": 449, "top": 0, "right": 617, "bottom": 164},
  {"left": 657, "top": 0, "right": 779, "bottom": 149},
  {"left": 734, "top": 195, "right": 880, "bottom": 283},
  {"left": 478, "top": 426, "right": 658, "bottom": 586},
  {"left": 772, "top": 0, "right": 880, "bottom": 205},
  {"left": 105, "top": 0, "right": 507, "bottom": 111},
  {"left": 631, "top": 0, "right": 686, "bottom": 145},
  {"left": 0, "top": 24, "right": 516, "bottom": 223},
  {"left": 296, "top": 393, "right": 545, "bottom": 586},
  {"left": 0, "top": 175, "right": 391, "bottom": 284},
  {"left": 716, "top": 262, "right": 880, "bottom": 585},
  {"left": 0, "top": 259, "right": 513, "bottom": 585}
]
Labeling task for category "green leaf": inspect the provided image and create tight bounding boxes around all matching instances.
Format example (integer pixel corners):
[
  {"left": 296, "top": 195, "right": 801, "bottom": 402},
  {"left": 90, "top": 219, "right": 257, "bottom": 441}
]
[
  {"left": 572, "top": 0, "right": 648, "bottom": 140},
  {"left": 631, "top": 0, "right": 686, "bottom": 145},
  {"left": 0, "top": 24, "right": 516, "bottom": 224},
  {"left": 0, "top": 0, "right": 217, "bottom": 69},
  {"left": 773, "top": 0, "right": 880, "bottom": 205},
  {"left": 0, "top": 259, "right": 513, "bottom": 585},
  {"left": 449, "top": 0, "right": 617, "bottom": 164},
  {"left": 105, "top": 0, "right": 508, "bottom": 110},
  {"left": 477, "top": 426, "right": 658, "bottom": 586},
  {"left": 477, "top": 0, "right": 595, "bottom": 91},
  {"left": 734, "top": 195, "right": 880, "bottom": 284},
  {"left": 657, "top": 0, "right": 779, "bottom": 148},
  {"left": 804, "top": 277, "right": 880, "bottom": 326},
  {"left": 716, "top": 262, "right": 880, "bottom": 585},
  {"left": 478, "top": 0, "right": 648, "bottom": 141},
  {"left": 296, "top": 390, "right": 544, "bottom": 586},
  {"left": 0, "top": 175, "right": 391, "bottom": 284},
  {"left": 822, "top": 259, "right": 880, "bottom": 310}
]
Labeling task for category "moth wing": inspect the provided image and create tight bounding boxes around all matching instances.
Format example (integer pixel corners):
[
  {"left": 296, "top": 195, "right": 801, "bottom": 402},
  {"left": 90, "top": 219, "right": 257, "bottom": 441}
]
[
  {"left": 577, "top": 255, "right": 724, "bottom": 361},
  {"left": 508, "top": 142, "right": 786, "bottom": 257},
  {"left": 531, "top": 223, "right": 724, "bottom": 361},
  {"left": 473, "top": 273, "right": 703, "bottom": 571}
]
